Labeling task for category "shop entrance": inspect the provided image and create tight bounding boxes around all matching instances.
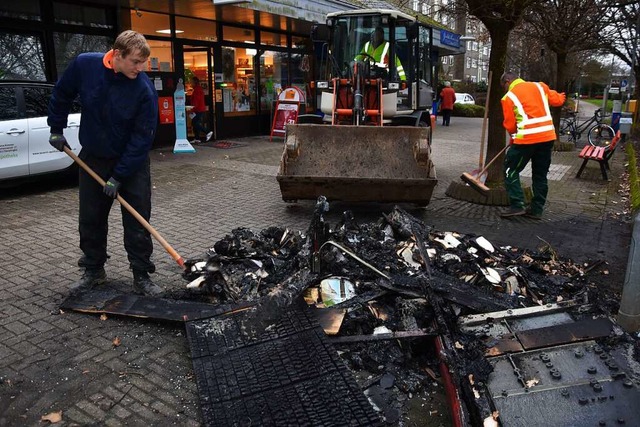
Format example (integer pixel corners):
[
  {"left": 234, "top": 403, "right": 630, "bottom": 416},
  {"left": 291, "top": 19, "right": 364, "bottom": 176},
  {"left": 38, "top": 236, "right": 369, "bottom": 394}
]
[{"left": 182, "top": 45, "right": 215, "bottom": 141}]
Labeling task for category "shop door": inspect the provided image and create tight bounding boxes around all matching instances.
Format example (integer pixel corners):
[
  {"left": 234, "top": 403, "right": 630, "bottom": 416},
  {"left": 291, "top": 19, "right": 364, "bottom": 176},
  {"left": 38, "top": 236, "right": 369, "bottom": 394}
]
[{"left": 183, "top": 46, "right": 215, "bottom": 141}]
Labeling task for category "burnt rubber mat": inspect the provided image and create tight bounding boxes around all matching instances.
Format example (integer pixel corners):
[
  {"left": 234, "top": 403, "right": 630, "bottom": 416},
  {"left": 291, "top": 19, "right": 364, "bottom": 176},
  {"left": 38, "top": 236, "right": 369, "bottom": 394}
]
[{"left": 186, "top": 305, "right": 382, "bottom": 426}]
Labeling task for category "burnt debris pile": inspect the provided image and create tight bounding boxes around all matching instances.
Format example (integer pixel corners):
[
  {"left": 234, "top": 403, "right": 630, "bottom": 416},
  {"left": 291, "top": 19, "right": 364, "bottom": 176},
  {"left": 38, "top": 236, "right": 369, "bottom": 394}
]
[
  {"left": 182, "top": 199, "right": 602, "bottom": 310},
  {"left": 177, "top": 197, "right": 633, "bottom": 424}
]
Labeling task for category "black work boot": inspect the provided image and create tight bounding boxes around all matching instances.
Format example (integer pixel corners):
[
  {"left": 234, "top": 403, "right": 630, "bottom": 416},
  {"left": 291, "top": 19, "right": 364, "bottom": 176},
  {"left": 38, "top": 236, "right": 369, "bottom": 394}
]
[
  {"left": 69, "top": 268, "right": 107, "bottom": 295},
  {"left": 133, "top": 271, "right": 164, "bottom": 297}
]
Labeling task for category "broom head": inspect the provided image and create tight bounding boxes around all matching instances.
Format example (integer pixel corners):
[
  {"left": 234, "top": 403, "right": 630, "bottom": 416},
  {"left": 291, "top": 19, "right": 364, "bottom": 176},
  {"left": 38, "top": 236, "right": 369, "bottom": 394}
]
[{"left": 460, "top": 172, "right": 490, "bottom": 196}]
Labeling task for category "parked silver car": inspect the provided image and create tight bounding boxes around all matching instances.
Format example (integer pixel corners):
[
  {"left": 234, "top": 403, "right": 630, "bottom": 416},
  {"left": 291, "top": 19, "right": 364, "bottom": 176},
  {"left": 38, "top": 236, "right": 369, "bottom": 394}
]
[
  {"left": 0, "top": 81, "right": 81, "bottom": 182},
  {"left": 455, "top": 93, "right": 475, "bottom": 105}
]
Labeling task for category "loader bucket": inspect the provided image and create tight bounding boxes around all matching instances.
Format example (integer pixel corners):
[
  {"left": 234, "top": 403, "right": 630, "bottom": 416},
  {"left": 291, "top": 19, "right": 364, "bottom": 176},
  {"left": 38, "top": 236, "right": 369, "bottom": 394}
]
[{"left": 276, "top": 124, "right": 437, "bottom": 205}]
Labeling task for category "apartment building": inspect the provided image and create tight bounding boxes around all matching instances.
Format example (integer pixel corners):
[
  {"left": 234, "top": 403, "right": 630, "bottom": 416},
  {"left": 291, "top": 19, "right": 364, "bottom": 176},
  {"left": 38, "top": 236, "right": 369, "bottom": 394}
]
[{"left": 410, "top": 0, "right": 489, "bottom": 84}]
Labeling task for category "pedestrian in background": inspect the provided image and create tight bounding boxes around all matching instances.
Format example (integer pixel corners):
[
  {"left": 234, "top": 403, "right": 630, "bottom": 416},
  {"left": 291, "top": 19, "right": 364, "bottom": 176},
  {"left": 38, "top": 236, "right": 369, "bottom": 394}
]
[
  {"left": 439, "top": 81, "right": 456, "bottom": 126},
  {"left": 499, "top": 71, "right": 566, "bottom": 219},
  {"left": 190, "top": 76, "right": 212, "bottom": 143},
  {"left": 48, "top": 30, "right": 163, "bottom": 296}
]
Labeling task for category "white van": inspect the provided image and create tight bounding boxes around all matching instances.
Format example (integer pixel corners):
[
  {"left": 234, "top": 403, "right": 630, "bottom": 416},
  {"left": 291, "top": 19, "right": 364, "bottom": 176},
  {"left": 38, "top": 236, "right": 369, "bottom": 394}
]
[{"left": 0, "top": 81, "right": 81, "bottom": 182}]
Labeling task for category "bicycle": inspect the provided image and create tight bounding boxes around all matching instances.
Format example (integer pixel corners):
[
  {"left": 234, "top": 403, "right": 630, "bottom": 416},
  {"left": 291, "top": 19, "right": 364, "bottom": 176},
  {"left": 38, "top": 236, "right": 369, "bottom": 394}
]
[{"left": 559, "top": 107, "right": 615, "bottom": 147}]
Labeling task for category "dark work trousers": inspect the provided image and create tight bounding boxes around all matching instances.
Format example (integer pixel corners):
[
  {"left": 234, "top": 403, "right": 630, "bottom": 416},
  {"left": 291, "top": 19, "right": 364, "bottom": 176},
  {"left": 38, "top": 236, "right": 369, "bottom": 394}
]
[
  {"left": 191, "top": 112, "right": 206, "bottom": 139},
  {"left": 77, "top": 152, "right": 155, "bottom": 274},
  {"left": 503, "top": 141, "right": 554, "bottom": 215},
  {"left": 441, "top": 109, "right": 452, "bottom": 126}
]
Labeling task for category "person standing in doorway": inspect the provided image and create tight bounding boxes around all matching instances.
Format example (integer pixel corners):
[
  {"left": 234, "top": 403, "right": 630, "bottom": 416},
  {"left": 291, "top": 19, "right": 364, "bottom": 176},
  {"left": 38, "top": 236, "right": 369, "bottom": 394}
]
[
  {"left": 47, "top": 30, "right": 163, "bottom": 296},
  {"left": 190, "top": 76, "right": 212, "bottom": 143},
  {"left": 439, "top": 81, "right": 456, "bottom": 126},
  {"left": 499, "top": 71, "right": 566, "bottom": 219}
]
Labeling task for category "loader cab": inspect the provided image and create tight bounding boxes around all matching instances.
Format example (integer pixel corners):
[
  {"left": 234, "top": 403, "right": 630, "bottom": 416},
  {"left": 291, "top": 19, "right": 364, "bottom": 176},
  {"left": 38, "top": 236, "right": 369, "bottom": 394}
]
[{"left": 311, "top": 9, "right": 434, "bottom": 126}]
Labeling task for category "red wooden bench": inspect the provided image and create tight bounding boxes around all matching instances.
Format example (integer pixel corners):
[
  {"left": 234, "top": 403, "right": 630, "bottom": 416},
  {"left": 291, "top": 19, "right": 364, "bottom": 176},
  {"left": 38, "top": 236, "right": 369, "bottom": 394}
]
[{"left": 575, "top": 131, "right": 621, "bottom": 180}]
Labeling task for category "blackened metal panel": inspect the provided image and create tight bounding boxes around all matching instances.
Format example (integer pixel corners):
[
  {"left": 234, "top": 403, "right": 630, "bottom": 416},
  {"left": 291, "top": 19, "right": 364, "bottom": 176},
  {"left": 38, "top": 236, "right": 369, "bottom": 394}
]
[
  {"left": 486, "top": 342, "right": 640, "bottom": 426},
  {"left": 490, "top": 381, "right": 640, "bottom": 427}
]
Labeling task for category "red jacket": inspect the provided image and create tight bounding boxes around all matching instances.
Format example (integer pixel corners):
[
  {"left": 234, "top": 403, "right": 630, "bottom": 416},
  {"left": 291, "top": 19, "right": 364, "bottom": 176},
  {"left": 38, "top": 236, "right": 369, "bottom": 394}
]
[
  {"left": 191, "top": 84, "right": 206, "bottom": 113},
  {"left": 439, "top": 87, "right": 456, "bottom": 110},
  {"left": 501, "top": 78, "right": 565, "bottom": 144}
]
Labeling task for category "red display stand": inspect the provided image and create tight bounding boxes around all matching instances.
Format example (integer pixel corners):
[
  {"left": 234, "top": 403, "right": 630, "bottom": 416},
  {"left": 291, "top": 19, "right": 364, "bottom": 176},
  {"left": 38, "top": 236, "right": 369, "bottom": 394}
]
[{"left": 270, "top": 87, "right": 305, "bottom": 141}]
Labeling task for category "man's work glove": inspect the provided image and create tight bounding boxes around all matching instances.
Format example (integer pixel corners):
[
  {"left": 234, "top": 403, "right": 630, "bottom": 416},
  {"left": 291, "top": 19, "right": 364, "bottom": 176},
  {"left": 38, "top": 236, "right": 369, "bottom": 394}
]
[
  {"left": 103, "top": 177, "right": 120, "bottom": 199},
  {"left": 49, "top": 134, "right": 69, "bottom": 152}
]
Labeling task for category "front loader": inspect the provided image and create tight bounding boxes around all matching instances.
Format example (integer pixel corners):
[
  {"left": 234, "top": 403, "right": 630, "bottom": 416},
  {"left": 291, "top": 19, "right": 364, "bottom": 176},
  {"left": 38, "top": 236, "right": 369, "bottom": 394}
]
[{"left": 277, "top": 9, "right": 438, "bottom": 206}]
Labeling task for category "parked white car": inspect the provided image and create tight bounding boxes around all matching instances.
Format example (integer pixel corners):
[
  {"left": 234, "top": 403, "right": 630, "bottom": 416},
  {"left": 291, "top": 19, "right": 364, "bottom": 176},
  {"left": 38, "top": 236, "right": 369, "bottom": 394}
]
[
  {"left": 0, "top": 81, "right": 81, "bottom": 182},
  {"left": 455, "top": 93, "right": 475, "bottom": 105}
]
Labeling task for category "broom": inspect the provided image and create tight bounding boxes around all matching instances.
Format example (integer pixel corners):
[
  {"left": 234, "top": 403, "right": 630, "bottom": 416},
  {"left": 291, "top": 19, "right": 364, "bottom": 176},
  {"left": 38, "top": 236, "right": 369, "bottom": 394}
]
[{"left": 460, "top": 144, "right": 508, "bottom": 196}]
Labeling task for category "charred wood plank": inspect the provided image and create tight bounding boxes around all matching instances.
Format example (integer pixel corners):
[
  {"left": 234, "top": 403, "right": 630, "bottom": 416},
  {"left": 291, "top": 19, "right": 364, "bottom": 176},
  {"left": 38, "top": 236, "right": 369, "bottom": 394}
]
[
  {"left": 60, "top": 289, "right": 253, "bottom": 322},
  {"left": 516, "top": 318, "right": 613, "bottom": 349},
  {"left": 483, "top": 333, "right": 525, "bottom": 356}
]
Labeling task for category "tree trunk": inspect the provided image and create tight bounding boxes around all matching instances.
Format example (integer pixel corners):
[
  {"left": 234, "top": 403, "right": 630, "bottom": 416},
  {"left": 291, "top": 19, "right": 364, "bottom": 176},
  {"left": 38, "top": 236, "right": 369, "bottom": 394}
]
[
  {"left": 551, "top": 52, "right": 569, "bottom": 142},
  {"left": 485, "top": 24, "right": 510, "bottom": 184}
]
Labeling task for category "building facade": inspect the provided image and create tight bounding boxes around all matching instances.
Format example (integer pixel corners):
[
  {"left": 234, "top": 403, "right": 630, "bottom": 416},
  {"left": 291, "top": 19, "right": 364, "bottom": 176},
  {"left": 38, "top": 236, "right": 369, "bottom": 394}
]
[
  {"left": 409, "top": 0, "right": 488, "bottom": 85},
  {"left": 1, "top": 0, "right": 464, "bottom": 144}
]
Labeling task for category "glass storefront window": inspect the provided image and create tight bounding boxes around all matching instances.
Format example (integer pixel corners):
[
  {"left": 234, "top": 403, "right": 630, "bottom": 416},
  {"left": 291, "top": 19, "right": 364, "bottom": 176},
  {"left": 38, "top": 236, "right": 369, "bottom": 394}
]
[
  {"left": 222, "top": 46, "right": 256, "bottom": 116},
  {"left": 0, "top": 1, "right": 40, "bottom": 20},
  {"left": 259, "top": 50, "right": 287, "bottom": 113},
  {"left": 129, "top": 10, "right": 171, "bottom": 38},
  {"left": 146, "top": 39, "right": 173, "bottom": 72},
  {"left": 53, "top": 2, "right": 114, "bottom": 29},
  {"left": 175, "top": 17, "right": 217, "bottom": 42},
  {"left": 53, "top": 33, "right": 112, "bottom": 77},
  {"left": 0, "top": 32, "right": 46, "bottom": 80},
  {"left": 261, "top": 31, "right": 286, "bottom": 47},
  {"left": 223, "top": 26, "right": 255, "bottom": 43}
]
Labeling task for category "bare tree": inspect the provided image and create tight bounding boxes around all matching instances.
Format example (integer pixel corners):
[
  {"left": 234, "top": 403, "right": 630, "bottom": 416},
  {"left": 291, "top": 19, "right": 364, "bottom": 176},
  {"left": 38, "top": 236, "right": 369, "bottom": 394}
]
[
  {"left": 604, "top": 0, "right": 639, "bottom": 127},
  {"left": 0, "top": 33, "right": 46, "bottom": 80},
  {"left": 526, "top": 0, "right": 614, "bottom": 90}
]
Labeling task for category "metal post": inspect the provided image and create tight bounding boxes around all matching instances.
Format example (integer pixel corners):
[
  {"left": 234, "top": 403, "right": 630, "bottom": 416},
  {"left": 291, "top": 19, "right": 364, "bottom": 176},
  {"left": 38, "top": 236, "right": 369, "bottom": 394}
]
[{"left": 618, "top": 212, "right": 640, "bottom": 332}]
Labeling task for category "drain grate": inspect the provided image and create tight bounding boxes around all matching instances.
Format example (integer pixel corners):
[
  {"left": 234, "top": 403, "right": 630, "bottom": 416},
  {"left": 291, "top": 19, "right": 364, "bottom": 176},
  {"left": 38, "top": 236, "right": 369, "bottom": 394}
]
[{"left": 186, "top": 305, "right": 382, "bottom": 426}]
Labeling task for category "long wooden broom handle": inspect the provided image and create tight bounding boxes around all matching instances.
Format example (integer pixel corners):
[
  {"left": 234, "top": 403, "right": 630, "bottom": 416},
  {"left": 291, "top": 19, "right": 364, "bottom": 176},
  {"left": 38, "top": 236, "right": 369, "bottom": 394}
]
[
  {"left": 63, "top": 146, "right": 185, "bottom": 270},
  {"left": 478, "top": 144, "right": 509, "bottom": 176}
]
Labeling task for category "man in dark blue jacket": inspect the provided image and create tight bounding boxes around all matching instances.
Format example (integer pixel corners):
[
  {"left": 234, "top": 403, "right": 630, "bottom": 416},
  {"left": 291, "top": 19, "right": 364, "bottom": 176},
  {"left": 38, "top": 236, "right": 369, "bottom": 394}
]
[{"left": 48, "top": 30, "right": 162, "bottom": 296}]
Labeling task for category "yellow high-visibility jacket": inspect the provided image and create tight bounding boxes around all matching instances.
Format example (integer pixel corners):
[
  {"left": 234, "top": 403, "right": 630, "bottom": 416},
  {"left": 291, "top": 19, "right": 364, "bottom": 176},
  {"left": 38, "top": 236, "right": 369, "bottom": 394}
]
[{"left": 356, "top": 41, "right": 406, "bottom": 81}]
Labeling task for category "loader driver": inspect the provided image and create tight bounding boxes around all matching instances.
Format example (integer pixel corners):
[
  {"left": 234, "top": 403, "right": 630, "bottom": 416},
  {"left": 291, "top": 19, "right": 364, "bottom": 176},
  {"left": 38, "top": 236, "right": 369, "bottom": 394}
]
[{"left": 355, "top": 26, "right": 406, "bottom": 81}]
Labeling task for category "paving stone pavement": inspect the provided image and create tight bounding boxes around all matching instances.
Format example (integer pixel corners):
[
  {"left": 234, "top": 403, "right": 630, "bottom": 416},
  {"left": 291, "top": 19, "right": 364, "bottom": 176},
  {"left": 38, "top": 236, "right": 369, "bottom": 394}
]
[{"left": 0, "top": 104, "right": 632, "bottom": 425}]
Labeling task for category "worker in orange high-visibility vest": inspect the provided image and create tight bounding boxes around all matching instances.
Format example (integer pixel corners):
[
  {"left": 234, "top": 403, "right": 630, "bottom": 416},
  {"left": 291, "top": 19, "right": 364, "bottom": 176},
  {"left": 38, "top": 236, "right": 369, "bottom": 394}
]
[
  {"left": 355, "top": 26, "right": 406, "bottom": 81},
  {"left": 499, "top": 71, "right": 566, "bottom": 219}
]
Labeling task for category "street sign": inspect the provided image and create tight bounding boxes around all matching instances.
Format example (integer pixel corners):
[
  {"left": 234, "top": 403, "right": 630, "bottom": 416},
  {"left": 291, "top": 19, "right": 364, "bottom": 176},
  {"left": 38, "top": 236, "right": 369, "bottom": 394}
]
[
  {"left": 621, "top": 79, "right": 628, "bottom": 92},
  {"left": 609, "top": 87, "right": 620, "bottom": 95}
]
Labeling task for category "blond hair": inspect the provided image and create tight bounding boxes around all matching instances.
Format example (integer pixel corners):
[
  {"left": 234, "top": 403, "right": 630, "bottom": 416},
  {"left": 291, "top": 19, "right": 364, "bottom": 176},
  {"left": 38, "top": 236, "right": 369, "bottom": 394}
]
[{"left": 113, "top": 30, "right": 150, "bottom": 58}]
